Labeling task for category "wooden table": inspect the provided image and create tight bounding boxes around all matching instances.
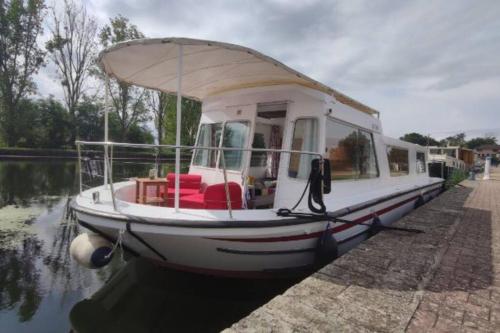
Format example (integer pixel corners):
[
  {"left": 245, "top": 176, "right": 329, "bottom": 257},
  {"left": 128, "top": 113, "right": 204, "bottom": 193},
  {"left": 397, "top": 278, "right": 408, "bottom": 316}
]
[{"left": 135, "top": 178, "right": 168, "bottom": 206}]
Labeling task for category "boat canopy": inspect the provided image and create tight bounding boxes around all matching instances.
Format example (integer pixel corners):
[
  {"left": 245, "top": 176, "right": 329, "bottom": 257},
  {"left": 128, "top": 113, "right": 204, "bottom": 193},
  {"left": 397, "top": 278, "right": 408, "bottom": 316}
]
[{"left": 98, "top": 37, "right": 379, "bottom": 116}]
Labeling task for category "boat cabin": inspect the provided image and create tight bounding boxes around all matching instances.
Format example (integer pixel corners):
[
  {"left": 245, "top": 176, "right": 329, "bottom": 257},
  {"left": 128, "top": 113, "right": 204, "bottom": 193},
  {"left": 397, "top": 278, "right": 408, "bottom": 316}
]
[{"left": 153, "top": 83, "right": 428, "bottom": 212}]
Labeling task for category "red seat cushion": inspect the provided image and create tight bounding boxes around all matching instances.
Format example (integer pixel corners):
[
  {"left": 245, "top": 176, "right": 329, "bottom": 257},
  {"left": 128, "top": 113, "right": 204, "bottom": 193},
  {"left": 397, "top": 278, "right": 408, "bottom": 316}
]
[
  {"left": 179, "top": 182, "right": 242, "bottom": 210},
  {"left": 166, "top": 187, "right": 200, "bottom": 197},
  {"left": 179, "top": 193, "right": 205, "bottom": 209},
  {"left": 166, "top": 188, "right": 202, "bottom": 206},
  {"left": 163, "top": 174, "right": 202, "bottom": 206},
  {"left": 167, "top": 173, "right": 202, "bottom": 189},
  {"left": 203, "top": 182, "right": 242, "bottom": 209}
]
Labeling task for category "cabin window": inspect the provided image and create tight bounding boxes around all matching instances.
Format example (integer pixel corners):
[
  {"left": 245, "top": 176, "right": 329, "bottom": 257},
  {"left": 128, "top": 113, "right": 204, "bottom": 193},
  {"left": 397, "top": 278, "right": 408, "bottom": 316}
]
[
  {"left": 325, "top": 119, "right": 378, "bottom": 180},
  {"left": 416, "top": 151, "right": 426, "bottom": 173},
  {"left": 221, "top": 121, "right": 250, "bottom": 170},
  {"left": 387, "top": 147, "right": 409, "bottom": 176},
  {"left": 250, "top": 132, "right": 267, "bottom": 167},
  {"left": 193, "top": 123, "right": 222, "bottom": 168},
  {"left": 288, "top": 118, "right": 318, "bottom": 179}
]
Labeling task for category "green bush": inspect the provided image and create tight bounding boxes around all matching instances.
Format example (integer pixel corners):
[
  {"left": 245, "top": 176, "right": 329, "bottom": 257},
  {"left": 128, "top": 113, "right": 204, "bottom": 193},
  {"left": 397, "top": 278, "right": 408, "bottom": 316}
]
[{"left": 446, "top": 169, "right": 467, "bottom": 188}]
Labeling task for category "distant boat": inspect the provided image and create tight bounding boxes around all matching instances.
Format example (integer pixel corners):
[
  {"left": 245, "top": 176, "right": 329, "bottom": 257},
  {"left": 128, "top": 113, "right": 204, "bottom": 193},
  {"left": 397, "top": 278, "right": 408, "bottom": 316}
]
[
  {"left": 70, "top": 38, "right": 444, "bottom": 277},
  {"left": 427, "top": 146, "right": 474, "bottom": 178}
]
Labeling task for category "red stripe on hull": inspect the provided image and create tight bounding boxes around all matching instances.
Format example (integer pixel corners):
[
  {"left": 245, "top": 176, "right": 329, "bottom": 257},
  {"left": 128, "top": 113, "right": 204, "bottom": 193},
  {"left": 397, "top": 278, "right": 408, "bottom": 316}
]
[{"left": 206, "top": 188, "right": 439, "bottom": 243}]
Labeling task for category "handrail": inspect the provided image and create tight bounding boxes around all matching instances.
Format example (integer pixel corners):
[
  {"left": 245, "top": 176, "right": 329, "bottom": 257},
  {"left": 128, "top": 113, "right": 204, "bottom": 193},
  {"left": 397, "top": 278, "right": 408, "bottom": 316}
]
[
  {"left": 75, "top": 140, "right": 323, "bottom": 157},
  {"left": 75, "top": 140, "right": 323, "bottom": 218}
]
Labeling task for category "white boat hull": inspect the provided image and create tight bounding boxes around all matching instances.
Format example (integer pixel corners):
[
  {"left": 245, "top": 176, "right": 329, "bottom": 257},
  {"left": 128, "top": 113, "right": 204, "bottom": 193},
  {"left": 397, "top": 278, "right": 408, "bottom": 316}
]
[{"left": 74, "top": 182, "right": 443, "bottom": 277}]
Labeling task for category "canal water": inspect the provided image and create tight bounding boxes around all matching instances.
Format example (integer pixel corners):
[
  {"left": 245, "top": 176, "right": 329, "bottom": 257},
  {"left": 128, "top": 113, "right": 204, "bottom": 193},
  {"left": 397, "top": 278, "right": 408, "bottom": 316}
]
[{"left": 0, "top": 160, "right": 298, "bottom": 333}]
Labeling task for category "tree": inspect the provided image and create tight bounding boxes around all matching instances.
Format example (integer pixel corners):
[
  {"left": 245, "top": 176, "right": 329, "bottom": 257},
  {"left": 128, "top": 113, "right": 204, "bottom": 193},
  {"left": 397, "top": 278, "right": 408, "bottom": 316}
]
[
  {"left": 46, "top": 0, "right": 98, "bottom": 140},
  {"left": 36, "top": 98, "right": 71, "bottom": 148},
  {"left": 442, "top": 133, "right": 466, "bottom": 147},
  {"left": 466, "top": 136, "right": 497, "bottom": 150},
  {"left": 12, "top": 97, "right": 70, "bottom": 148},
  {"left": 76, "top": 96, "right": 103, "bottom": 142},
  {"left": 0, "top": 0, "right": 46, "bottom": 146},
  {"left": 164, "top": 97, "right": 201, "bottom": 146},
  {"left": 77, "top": 97, "right": 153, "bottom": 144},
  {"left": 400, "top": 132, "right": 440, "bottom": 146},
  {"left": 146, "top": 91, "right": 174, "bottom": 144},
  {"left": 99, "top": 15, "right": 149, "bottom": 141}
]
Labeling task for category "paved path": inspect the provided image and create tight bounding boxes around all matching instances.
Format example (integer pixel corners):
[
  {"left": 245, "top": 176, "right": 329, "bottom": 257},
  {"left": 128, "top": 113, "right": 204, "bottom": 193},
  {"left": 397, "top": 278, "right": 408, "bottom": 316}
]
[{"left": 225, "top": 168, "right": 500, "bottom": 332}]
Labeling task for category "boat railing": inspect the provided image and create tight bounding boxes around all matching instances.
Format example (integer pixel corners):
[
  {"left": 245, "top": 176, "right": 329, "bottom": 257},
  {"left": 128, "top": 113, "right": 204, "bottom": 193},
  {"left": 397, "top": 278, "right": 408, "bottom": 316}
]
[{"left": 75, "top": 140, "right": 323, "bottom": 219}]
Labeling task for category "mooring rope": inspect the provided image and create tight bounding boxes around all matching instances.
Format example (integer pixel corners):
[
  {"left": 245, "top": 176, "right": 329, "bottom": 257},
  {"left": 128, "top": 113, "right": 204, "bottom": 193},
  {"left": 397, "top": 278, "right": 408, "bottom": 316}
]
[{"left": 105, "top": 228, "right": 125, "bottom": 262}]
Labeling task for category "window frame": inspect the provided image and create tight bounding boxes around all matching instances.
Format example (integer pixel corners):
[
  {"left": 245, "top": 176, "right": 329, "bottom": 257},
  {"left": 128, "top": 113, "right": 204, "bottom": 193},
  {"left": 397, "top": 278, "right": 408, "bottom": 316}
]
[
  {"left": 191, "top": 120, "right": 251, "bottom": 172},
  {"left": 219, "top": 120, "right": 251, "bottom": 171},
  {"left": 416, "top": 150, "right": 427, "bottom": 174},
  {"left": 192, "top": 122, "right": 223, "bottom": 169},
  {"left": 325, "top": 117, "right": 380, "bottom": 182},
  {"left": 387, "top": 146, "right": 410, "bottom": 177},
  {"left": 287, "top": 117, "right": 319, "bottom": 181}
]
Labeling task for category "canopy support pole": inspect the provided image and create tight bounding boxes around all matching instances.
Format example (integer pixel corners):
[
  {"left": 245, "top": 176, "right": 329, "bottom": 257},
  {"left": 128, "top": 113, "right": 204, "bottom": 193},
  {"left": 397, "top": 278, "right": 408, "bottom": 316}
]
[
  {"left": 104, "top": 76, "right": 110, "bottom": 188},
  {"left": 174, "top": 45, "right": 183, "bottom": 212}
]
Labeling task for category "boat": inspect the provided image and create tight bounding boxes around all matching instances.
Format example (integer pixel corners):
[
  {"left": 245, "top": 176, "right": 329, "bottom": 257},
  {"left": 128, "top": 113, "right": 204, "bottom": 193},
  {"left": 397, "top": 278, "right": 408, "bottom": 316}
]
[
  {"left": 427, "top": 146, "right": 474, "bottom": 179},
  {"left": 70, "top": 37, "right": 444, "bottom": 278}
]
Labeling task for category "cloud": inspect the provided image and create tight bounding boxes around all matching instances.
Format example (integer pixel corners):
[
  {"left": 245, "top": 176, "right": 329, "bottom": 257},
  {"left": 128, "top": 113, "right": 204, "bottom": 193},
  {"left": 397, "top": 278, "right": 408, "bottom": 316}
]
[{"left": 38, "top": 0, "right": 500, "bottom": 139}]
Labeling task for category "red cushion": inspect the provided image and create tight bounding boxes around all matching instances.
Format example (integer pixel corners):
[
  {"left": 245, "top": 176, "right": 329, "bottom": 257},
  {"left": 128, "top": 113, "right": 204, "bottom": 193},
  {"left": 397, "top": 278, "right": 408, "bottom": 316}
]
[
  {"left": 166, "top": 173, "right": 202, "bottom": 189},
  {"left": 179, "top": 182, "right": 243, "bottom": 210},
  {"left": 166, "top": 188, "right": 201, "bottom": 207},
  {"left": 166, "top": 188, "right": 200, "bottom": 197},
  {"left": 203, "top": 182, "right": 242, "bottom": 209},
  {"left": 179, "top": 193, "right": 205, "bottom": 209}
]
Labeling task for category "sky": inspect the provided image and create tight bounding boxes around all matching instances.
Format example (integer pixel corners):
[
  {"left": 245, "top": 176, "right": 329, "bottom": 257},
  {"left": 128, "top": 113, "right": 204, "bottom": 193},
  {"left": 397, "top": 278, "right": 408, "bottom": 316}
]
[{"left": 37, "top": 0, "right": 500, "bottom": 140}]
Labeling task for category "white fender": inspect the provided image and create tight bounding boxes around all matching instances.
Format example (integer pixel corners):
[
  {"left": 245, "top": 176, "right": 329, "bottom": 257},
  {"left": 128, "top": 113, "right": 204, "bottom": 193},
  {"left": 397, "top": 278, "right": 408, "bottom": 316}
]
[{"left": 70, "top": 233, "right": 113, "bottom": 269}]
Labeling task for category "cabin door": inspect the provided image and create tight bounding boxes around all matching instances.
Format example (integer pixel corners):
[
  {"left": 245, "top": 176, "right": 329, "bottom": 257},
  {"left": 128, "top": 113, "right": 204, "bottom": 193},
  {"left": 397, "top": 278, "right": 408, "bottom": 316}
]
[{"left": 246, "top": 102, "right": 287, "bottom": 208}]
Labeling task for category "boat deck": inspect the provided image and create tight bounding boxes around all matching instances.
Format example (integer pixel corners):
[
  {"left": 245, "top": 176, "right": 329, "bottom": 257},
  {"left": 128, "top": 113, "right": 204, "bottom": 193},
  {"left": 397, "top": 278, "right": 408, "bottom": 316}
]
[{"left": 225, "top": 167, "right": 500, "bottom": 332}]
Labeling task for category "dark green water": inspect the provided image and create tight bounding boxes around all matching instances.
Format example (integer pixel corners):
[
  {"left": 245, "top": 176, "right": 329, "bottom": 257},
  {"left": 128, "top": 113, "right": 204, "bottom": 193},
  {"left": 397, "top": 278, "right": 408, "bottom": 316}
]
[{"left": 0, "top": 160, "right": 296, "bottom": 333}]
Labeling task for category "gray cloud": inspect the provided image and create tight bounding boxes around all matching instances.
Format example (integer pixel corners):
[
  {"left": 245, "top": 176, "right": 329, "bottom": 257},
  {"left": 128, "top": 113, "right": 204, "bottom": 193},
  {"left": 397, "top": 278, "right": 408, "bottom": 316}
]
[{"left": 38, "top": 0, "right": 500, "bottom": 139}]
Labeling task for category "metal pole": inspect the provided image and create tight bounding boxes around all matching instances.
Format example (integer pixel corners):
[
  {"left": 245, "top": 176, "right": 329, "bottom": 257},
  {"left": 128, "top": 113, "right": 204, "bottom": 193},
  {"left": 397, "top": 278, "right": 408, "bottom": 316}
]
[
  {"left": 174, "top": 45, "right": 183, "bottom": 212},
  {"left": 110, "top": 145, "right": 113, "bottom": 179},
  {"left": 105, "top": 144, "right": 117, "bottom": 211},
  {"left": 77, "top": 143, "right": 82, "bottom": 194},
  {"left": 220, "top": 150, "right": 233, "bottom": 219},
  {"left": 104, "top": 76, "right": 110, "bottom": 188}
]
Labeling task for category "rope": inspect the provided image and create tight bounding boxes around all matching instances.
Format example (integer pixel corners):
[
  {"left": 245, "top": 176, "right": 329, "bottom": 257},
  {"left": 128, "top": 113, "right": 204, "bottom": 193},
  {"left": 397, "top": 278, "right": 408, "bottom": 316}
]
[
  {"left": 276, "top": 210, "right": 424, "bottom": 234},
  {"left": 105, "top": 228, "right": 125, "bottom": 261}
]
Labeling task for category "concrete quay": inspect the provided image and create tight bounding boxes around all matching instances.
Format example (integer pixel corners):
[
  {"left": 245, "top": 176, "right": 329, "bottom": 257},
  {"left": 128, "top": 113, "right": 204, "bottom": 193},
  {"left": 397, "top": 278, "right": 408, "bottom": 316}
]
[{"left": 225, "top": 168, "right": 500, "bottom": 332}]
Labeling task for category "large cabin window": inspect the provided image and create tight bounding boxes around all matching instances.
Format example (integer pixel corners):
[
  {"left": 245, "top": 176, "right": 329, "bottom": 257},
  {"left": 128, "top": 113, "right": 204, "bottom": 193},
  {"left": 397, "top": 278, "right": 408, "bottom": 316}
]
[
  {"left": 387, "top": 147, "right": 409, "bottom": 176},
  {"left": 193, "top": 123, "right": 222, "bottom": 168},
  {"left": 325, "top": 119, "right": 378, "bottom": 180},
  {"left": 288, "top": 118, "right": 318, "bottom": 179},
  {"left": 221, "top": 121, "right": 250, "bottom": 170},
  {"left": 416, "top": 151, "right": 426, "bottom": 173}
]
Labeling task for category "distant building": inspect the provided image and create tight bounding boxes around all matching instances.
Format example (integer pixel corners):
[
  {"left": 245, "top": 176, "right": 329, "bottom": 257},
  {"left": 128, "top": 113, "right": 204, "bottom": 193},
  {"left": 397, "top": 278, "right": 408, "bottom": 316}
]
[{"left": 475, "top": 144, "right": 500, "bottom": 160}]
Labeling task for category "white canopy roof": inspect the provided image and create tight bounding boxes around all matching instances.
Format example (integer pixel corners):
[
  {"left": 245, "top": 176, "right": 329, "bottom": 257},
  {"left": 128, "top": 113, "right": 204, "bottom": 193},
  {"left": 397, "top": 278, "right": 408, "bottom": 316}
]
[{"left": 98, "top": 37, "right": 379, "bottom": 116}]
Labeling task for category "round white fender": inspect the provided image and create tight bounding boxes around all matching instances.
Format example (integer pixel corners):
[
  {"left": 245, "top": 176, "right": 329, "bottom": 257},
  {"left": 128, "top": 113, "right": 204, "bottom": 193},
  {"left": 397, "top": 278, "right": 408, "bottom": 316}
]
[{"left": 70, "top": 233, "right": 113, "bottom": 269}]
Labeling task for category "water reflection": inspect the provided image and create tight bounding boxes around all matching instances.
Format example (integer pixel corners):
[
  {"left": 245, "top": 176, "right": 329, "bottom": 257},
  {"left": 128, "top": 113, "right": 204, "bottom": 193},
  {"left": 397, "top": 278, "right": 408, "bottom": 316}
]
[
  {"left": 0, "top": 235, "right": 43, "bottom": 322},
  {"left": 0, "top": 161, "right": 77, "bottom": 208},
  {"left": 70, "top": 258, "right": 298, "bottom": 333}
]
